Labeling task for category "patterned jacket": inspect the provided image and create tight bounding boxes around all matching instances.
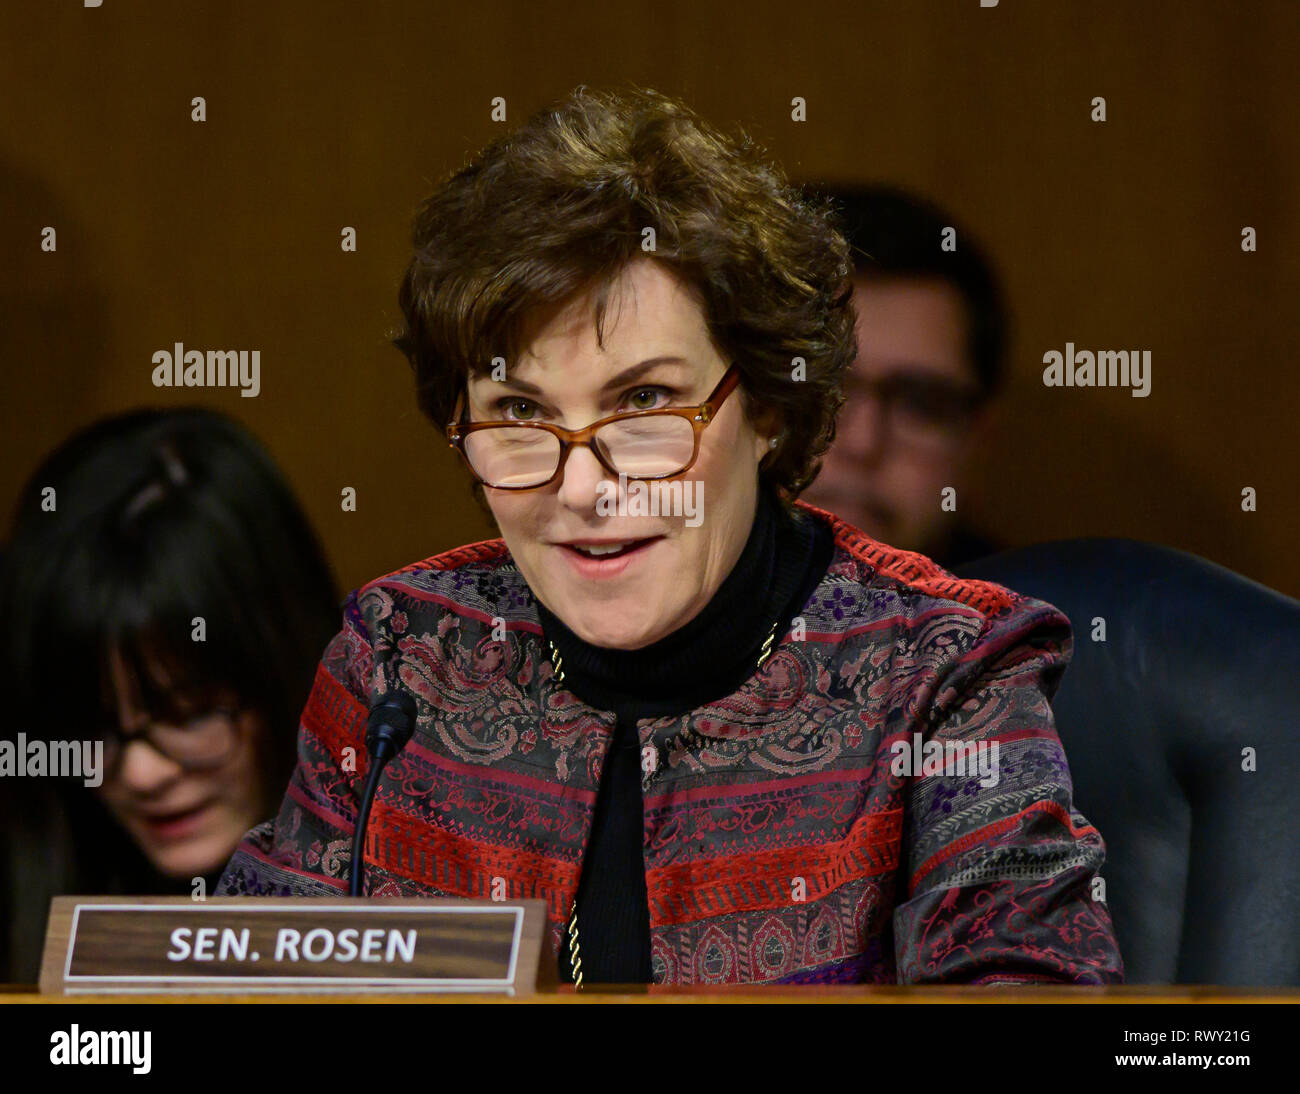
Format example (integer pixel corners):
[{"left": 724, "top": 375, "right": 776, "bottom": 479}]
[{"left": 217, "top": 501, "right": 1125, "bottom": 985}]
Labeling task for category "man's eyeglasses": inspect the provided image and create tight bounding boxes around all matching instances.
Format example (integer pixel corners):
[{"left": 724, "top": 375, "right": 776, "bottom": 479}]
[
  {"left": 446, "top": 363, "right": 742, "bottom": 490},
  {"left": 99, "top": 706, "right": 243, "bottom": 776},
  {"left": 842, "top": 372, "right": 985, "bottom": 451}
]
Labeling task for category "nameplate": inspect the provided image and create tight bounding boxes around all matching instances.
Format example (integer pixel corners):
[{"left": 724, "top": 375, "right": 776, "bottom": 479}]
[{"left": 40, "top": 896, "right": 555, "bottom": 995}]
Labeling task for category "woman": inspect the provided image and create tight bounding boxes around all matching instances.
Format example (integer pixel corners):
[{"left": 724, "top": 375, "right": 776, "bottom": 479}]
[
  {"left": 219, "top": 87, "right": 1124, "bottom": 986},
  {"left": 0, "top": 408, "right": 339, "bottom": 983}
]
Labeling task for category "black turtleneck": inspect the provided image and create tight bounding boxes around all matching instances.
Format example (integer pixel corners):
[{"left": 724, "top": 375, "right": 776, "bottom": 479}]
[{"left": 535, "top": 484, "right": 834, "bottom": 984}]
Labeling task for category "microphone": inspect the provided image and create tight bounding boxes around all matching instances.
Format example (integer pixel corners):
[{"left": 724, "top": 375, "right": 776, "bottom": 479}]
[{"left": 349, "top": 691, "right": 418, "bottom": 897}]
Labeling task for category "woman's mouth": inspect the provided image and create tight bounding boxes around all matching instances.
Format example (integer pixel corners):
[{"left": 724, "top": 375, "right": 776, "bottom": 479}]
[
  {"left": 138, "top": 803, "right": 212, "bottom": 841},
  {"left": 557, "top": 536, "right": 664, "bottom": 577}
]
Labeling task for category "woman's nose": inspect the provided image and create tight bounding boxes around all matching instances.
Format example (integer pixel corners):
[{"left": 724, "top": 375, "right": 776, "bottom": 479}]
[
  {"left": 115, "top": 736, "right": 185, "bottom": 794},
  {"left": 555, "top": 443, "right": 613, "bottom": 509}
]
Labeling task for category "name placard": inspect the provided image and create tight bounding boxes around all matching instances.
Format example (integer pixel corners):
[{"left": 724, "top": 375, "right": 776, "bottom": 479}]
[{"left": 40, "top": 896, "right": 556, "bottom": 995}]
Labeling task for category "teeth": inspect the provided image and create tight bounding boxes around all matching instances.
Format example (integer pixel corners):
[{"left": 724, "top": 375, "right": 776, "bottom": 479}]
[{"left": 576, "top": 542, "right": 632, "bottom": 556}]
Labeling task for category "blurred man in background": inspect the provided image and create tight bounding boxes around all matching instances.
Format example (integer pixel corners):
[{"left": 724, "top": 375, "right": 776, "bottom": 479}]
[{"left": 802, "top": 184, "right": 1008, "bottom": 568}]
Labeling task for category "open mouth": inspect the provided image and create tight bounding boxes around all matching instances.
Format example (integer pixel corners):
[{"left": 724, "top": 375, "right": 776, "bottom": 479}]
[
  {"left": 564, "top": 538, "right": 657, "bottom": 559},
  {"left": 557, "top": 537, "right": 664, "bottom": 575},
  {"left": 140, "top": 803, "right": 210, "bottom": 839}
]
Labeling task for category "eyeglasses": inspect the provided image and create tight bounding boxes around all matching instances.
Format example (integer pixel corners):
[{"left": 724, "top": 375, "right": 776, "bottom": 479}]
[
  {"left": 842, "top": 372, "right": 985, "bottom": 451},
  {"left": 99, "top": 706, "right": 243, "bottom": 777},
  {"left": 446, "top": 363, "right": 742, "bottom": 490}
]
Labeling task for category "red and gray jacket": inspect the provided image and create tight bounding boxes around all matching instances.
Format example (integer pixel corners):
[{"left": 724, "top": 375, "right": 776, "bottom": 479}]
[{"left": 217, "top": 501, "right": 1125, "bottom": 985}]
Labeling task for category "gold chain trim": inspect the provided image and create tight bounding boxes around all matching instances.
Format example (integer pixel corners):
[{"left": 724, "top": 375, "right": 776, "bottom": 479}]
[
  {"left": 548, "top": 640, "right": 565, "bottom": 686},
  {"left": 566, "top": 902, "right": 583, "bottom": 990},
  {"left": 755, "top": 619, "right": 779, "bottom": 669},
  {"left": 550, "top": 620, "right": 779, "bottom": 691}
]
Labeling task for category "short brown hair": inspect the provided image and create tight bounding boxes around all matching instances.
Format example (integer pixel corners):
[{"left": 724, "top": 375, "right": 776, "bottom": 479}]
[{"left": 393, "top": 85, "right": 856, "bottom": 507}]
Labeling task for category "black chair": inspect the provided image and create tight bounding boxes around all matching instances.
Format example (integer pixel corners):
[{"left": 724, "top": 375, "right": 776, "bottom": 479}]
[{"left": 953, "top": 538, "right": 1300, "bottom": 986}]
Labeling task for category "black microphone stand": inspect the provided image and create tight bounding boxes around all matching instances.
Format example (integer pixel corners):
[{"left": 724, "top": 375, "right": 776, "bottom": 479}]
[{"left": 349, "top": 692, "right": 417, "bottom": 897}]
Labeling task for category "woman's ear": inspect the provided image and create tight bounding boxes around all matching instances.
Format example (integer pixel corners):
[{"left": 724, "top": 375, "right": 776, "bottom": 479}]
[{"left": 742, "top": 393, "right": 784, "bottom": 465}]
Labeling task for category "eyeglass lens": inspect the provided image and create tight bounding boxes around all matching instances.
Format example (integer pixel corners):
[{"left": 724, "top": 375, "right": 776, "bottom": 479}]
[
  {"left": 465, "top": 415, "right": 697, "bottom": 487},
  {"left": 101, "top": 709, "right": 239, "bottom": 771}
]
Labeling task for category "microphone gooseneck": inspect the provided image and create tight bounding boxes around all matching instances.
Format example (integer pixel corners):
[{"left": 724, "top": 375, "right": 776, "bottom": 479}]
[{"left": 349, "top": 691, "right": 418, "bottom": 897}]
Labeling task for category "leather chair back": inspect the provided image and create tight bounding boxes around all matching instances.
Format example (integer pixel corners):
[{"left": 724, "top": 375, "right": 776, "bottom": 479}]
[{"left": 954, "top": 538, "right": 1300, "bottom": 985}]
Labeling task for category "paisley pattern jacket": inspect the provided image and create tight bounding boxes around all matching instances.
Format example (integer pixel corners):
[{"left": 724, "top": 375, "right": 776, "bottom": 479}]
[{"left": 217, "top": 501, "right": 1125, "bottom": 985}]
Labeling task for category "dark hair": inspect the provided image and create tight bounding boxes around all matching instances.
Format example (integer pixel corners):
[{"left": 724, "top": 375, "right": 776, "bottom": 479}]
[
  {"left": 0, "top": 407, "right": 339, "bottom": 833},
  {"left": 392, "top": 85, "right": 858, "bottom": 509},
  {"left": 811, "top": 183, "right": 1008, "bottom": 398}
]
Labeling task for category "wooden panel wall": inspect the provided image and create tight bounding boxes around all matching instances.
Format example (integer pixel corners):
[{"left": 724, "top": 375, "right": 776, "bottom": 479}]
[{"left": 1, "top": 0, "right": 1295, "bottom": 596}]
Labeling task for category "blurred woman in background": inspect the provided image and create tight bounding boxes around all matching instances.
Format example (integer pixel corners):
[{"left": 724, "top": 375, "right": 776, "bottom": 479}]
[{"left": 0, "top": 407, "right": 338, "bottom": 983}]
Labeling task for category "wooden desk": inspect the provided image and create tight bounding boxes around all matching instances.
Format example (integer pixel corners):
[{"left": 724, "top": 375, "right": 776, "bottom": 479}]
[{"left": 4, "top": 984, "right": 1298, "bottom": 1003}]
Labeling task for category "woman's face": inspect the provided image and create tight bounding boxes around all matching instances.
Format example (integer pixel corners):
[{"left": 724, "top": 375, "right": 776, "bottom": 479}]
[
  {"left": 95, "top": 647, "right": 268, "bottom": 880},
  {"left": 468, "top": 257, "right": 774, "bottom": 650}
]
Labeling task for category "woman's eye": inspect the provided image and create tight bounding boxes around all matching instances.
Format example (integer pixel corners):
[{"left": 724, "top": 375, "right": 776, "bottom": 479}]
[
  {"left": 492, "top": 388, "right": 670, "bottom": 420},
  {"left": 497, "top": 399, "right": 537, "bottom": 421},
  {"left": 626, "top": 387, "right": 668, "bottom": 411}
]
